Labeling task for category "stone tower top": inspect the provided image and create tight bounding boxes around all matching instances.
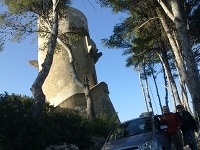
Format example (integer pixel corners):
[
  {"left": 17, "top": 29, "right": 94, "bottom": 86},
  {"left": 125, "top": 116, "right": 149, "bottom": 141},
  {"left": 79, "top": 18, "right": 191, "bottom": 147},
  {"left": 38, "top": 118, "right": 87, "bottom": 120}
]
[{"left": 61, "top": 7, "right": 89, "bottom": 33}]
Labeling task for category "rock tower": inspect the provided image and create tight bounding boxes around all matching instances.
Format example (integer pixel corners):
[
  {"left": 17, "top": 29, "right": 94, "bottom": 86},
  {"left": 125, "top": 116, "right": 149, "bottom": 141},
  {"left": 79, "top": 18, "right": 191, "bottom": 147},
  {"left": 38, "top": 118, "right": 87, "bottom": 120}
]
[{"left": 30, "top": 7, "right": 117, "bottom": 117}]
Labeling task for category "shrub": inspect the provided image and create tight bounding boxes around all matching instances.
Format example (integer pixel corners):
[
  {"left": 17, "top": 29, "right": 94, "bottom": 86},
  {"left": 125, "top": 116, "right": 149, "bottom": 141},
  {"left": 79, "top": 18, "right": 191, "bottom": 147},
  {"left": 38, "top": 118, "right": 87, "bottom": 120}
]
[{"left": 0, "top": 92, "right": 118, "bottom": 150}]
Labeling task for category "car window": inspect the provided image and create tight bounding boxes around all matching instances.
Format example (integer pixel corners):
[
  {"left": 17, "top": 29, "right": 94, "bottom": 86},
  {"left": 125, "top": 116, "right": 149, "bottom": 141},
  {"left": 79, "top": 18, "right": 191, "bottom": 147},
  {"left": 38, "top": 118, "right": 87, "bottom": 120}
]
[{"left": 108, "top": 117, "right": 153, "bottom": 141}]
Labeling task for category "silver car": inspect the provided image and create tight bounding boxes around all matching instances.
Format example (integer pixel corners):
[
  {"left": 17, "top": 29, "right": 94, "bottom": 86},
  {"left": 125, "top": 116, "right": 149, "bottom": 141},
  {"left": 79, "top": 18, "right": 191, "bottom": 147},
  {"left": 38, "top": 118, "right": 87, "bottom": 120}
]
[{"left": 102, "top": 112, "right": 168, "bottom": 150}]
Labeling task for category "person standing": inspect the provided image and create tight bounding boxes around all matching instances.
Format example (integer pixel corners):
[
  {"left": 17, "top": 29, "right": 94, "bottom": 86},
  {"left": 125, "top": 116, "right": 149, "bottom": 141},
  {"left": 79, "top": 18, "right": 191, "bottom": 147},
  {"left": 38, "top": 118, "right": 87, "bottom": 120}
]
[
  {"left": 160, "top": 106, "right": 184, "bottom": 150},
  {"left": 176, "top": 104, "right": 198, "bottom": 150}
]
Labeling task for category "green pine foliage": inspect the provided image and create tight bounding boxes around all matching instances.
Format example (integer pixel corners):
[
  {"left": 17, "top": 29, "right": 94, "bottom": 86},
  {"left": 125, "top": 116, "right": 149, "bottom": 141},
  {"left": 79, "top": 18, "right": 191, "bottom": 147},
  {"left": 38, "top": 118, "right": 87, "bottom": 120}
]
[
  {"left": 2, "top": 0, "right": 71, "bottom": 14},
  {"left": 0, "top": 92, "right": 118, "bottom": 150}
]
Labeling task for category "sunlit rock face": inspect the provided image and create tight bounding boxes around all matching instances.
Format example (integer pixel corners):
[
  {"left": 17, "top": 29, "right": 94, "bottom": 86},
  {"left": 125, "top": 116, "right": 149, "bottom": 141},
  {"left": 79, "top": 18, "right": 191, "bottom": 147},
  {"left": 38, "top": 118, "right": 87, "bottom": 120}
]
[
  {"left": 38, "top": 7, "right": 98, "bottom": 106},
  {"left": 36, "top": 7, "right": 118, "bottom": 119}
]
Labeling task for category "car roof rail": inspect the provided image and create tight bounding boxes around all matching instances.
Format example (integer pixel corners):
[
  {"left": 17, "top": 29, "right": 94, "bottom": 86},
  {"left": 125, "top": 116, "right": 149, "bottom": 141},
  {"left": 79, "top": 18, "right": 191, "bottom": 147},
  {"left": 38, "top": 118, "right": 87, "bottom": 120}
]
[{"left": 139, "top": 111, "right": 153, "bottom": 117}]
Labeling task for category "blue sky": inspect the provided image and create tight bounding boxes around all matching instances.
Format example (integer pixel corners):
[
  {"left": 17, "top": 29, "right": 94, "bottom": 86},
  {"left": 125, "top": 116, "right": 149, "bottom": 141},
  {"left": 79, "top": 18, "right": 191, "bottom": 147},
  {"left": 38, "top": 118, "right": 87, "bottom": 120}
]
[{"left": 0, "top": 0, "right": 173, "bottom": 122}]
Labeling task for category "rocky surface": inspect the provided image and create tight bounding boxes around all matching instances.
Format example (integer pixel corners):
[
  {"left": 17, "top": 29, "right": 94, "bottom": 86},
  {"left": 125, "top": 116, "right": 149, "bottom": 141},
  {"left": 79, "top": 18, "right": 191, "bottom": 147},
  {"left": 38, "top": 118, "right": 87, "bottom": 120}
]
[
  {"left": 45, "top": 136, "right": 105, "bottom": 150},
  {"left": 46, "top": 144, "right": 79, "bottom": 150}
]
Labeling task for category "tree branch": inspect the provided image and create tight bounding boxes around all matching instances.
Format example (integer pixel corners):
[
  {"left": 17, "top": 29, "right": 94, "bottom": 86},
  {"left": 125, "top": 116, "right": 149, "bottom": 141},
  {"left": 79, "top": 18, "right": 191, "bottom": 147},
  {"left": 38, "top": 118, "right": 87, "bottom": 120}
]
[{"left": 157, "top": 0, "right": 174, "bottom": 21}]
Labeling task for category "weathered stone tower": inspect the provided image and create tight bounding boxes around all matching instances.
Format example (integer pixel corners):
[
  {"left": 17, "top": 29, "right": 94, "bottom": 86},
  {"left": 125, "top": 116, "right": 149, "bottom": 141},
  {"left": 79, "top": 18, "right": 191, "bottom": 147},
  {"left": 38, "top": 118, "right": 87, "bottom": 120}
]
[{"left": 30, "top": 7, "right": 117, "bottom": 117}]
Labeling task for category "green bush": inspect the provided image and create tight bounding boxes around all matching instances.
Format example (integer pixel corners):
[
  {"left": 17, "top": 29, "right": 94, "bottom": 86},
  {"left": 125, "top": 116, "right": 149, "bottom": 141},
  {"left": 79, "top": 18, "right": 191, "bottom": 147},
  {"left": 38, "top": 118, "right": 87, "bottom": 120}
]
[
  {"left": 0, "top": 92, "right": 118, "bottom": 150},
  {"left": 90, "top": 113, "right": 119, "bottom": 139}
]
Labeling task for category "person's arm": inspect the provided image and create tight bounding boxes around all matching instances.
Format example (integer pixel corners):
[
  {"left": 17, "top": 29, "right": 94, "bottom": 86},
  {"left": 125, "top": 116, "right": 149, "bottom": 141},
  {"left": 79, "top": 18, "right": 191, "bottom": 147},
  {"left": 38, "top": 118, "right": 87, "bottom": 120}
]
[
  {"left": 159, "top": 115, "right": 165, "bottom": 124},
  {"left": 154, "top": 115, "right": 161, "bottom": 125},
  {"left": 174, "top": 113, "right": 182, "bottom": 129},
  {"left": 187, "top": 112, "right": 198, "bottom": 131}
]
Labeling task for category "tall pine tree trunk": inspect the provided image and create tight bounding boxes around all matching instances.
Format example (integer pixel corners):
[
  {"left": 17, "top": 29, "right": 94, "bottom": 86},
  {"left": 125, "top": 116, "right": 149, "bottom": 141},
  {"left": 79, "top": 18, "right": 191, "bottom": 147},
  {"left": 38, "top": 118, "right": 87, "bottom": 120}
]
[
  {"left": 137, "top": 65, "right": 149, "bottom": 112},
  {"left": 157, "top": 48, "right": 181, "bottom": 106},
  {"left": 149, "top": 64, "right": 162, "bottom": 113},
  {"left": 170, "top": 0, "right": 200, "bottom": 117},
  {"left": 158, "top": 0, "right": 200, "bottom": 121},
  {"left": 143, "top": 63, "right": 153, "bottom": 112}
]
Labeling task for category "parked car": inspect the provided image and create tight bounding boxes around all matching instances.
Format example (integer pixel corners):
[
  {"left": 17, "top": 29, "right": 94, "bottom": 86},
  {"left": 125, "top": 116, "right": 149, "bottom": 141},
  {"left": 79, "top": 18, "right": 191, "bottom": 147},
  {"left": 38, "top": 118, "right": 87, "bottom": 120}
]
[{"left": 102, "top": 112, "right": 169, "bottom": 150}]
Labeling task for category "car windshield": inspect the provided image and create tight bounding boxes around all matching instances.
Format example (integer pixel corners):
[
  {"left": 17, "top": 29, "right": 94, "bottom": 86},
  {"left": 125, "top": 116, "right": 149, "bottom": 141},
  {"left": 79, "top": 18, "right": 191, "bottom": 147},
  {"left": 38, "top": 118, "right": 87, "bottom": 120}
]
[{"left": 108, "top": 117, "right": 153, "bottom": 141}]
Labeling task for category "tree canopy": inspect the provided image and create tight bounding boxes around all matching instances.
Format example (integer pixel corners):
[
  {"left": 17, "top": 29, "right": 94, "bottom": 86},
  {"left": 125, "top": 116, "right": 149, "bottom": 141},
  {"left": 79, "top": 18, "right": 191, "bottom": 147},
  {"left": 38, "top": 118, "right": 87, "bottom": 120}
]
[{"left": 99, "top": 0, "right": 200, "bottom": 115}]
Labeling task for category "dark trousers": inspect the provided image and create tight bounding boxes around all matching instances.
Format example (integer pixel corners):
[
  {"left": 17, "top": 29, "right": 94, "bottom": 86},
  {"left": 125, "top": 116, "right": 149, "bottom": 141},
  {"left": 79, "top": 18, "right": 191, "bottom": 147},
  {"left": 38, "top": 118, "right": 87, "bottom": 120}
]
[
  {"left": 183, "top": 129, "right": 198, "bottom": 150},
  {"left": 157, "top": 131, "right": 171, "bottom": 150},
  {"left": 170, "top": 130, "right": 184, "bottom": 150}
]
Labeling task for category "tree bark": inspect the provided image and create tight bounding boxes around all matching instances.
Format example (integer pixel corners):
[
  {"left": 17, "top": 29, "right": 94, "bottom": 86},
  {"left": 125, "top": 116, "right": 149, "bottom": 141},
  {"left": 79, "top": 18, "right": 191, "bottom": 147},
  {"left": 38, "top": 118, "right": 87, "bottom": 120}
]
[
  {"left": 161, "top": 42, "right": 181, "bottom": 105},
  {"left": 143, "top": 63, "right": 153, "bottom": 112},
  {"left": 162, "top": 63, "right": 169, "bottom": 108},
  {"left": 158, "top": 0, "right": 200, "bottom": 117},
  {"left": 149, "top": 64, "right": 162, "bottom": 113},
  {"left": 137, "top": 65, "right": 149, "bottom": 112},
  {"left": 170, "top": 0, "right": 200, "bottom": 116},
  {"left": 31, "top": 0, "right": 58, "bottom": 118},
  {"left": 83, "top": 77, "right": 95, "bottom": 119}
]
